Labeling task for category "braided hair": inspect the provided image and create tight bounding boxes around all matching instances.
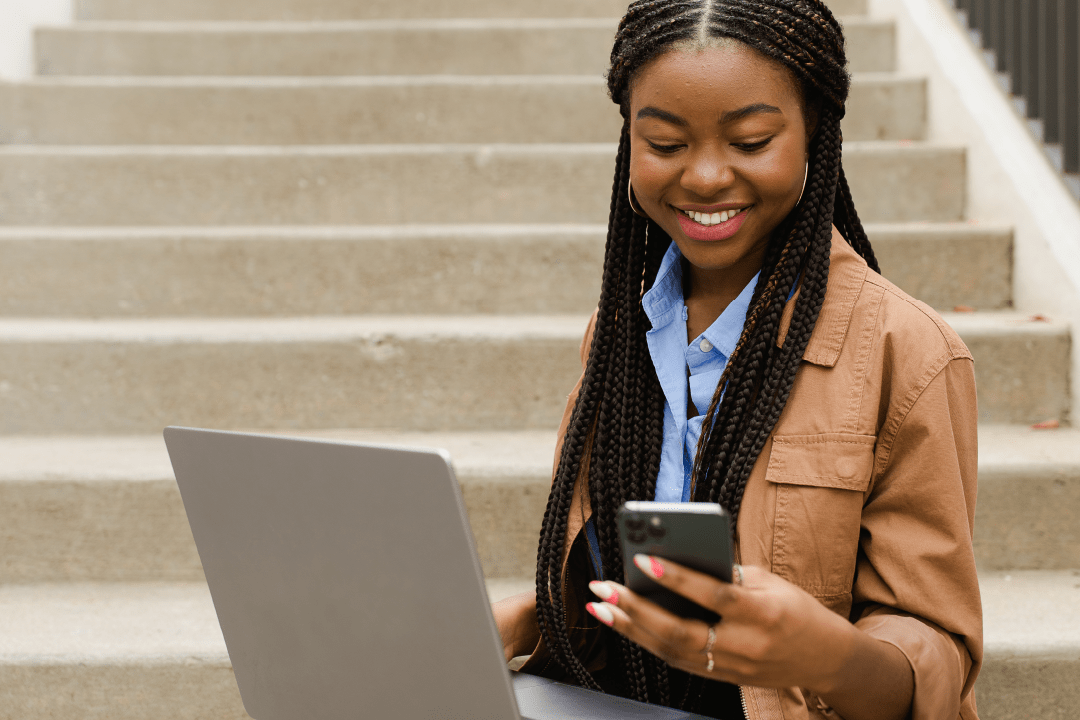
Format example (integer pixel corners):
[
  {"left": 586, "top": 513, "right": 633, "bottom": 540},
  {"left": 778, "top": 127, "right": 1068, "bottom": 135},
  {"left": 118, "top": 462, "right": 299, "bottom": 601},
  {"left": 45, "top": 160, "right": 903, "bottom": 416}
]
[{"left": 534, "top": 0, "right": 880, "bottom": 711}]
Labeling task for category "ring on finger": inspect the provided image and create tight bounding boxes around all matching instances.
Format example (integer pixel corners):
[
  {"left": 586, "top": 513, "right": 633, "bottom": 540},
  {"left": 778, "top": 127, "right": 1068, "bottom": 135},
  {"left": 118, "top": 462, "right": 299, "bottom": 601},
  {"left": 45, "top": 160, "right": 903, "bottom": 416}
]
[
  {"left": 733, "top": 564, "right": 744, "bottom": 586},
  {"left": 704, "top": 624, "right": 717, "bottom": 673}
]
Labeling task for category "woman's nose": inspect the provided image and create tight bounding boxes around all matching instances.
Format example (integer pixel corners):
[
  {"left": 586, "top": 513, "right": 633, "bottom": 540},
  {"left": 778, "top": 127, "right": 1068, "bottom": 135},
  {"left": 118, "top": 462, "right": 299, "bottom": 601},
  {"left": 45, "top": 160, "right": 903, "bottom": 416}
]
[{"left": 681, "top": 149, "right": 735, "bottom": 198}]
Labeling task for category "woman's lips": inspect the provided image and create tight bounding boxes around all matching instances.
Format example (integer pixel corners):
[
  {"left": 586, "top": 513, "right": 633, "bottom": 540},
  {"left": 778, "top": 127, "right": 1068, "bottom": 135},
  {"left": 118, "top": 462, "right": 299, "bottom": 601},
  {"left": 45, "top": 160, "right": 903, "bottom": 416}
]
[{"left": 675, "top": 206, "right": 750, "bottom": 241}]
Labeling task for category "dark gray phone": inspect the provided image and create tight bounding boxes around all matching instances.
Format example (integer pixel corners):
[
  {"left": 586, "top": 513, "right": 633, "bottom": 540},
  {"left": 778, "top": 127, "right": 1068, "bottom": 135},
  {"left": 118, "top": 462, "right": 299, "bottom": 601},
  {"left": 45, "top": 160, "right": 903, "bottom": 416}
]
[{"left": 617, "top": 501, "right": 734, "bottom": 623}]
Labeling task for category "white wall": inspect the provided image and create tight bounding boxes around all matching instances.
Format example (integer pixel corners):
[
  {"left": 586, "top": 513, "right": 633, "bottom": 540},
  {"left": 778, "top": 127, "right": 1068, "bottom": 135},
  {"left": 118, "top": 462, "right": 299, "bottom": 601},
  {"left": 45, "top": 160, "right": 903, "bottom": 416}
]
[
  {"left": 0, "top": 0, "right": 74, "bottom": 80},
  {"left": 872, "top": 0, "right": 1080, "bottom": 417}
]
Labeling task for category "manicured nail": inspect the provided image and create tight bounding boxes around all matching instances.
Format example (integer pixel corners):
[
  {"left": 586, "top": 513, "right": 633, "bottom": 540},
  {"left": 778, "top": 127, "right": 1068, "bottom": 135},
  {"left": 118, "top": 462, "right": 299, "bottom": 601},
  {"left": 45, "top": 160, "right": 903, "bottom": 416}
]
[
  {"left": 634, "top": 553, "right": 664, "bottom": 579},
  {"left": 589, "top": 581, "right": 619, "bottom": 604},
  {"left": 586, "top": 602, "right": 614, "bottom": 627}
]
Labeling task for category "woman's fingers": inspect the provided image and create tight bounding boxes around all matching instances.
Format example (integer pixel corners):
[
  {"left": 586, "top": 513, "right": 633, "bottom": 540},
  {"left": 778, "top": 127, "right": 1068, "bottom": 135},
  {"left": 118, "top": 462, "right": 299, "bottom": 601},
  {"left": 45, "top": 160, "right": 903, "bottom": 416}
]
[
  {"left": 584, "top": 563, "right": 793, "bottom": 683},
  {"left": 587, "top": 579, "right": 716, "bottom": 667},
  {"left": 631, "top": 553, "right": 747, "bottom": 617},
  {"left": 585, "top": 594, "right": 702, "bottom": 665},
  {"left": 583, "top": 595, "right": 756, "bottom": 684}
]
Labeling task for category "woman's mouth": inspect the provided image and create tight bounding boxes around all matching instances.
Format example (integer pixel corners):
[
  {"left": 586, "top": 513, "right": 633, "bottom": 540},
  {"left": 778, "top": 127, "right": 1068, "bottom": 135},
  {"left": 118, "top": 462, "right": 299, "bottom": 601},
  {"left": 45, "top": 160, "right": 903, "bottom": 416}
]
[{"left": 675, "top": 206, "right": 751, "bottom": 241}]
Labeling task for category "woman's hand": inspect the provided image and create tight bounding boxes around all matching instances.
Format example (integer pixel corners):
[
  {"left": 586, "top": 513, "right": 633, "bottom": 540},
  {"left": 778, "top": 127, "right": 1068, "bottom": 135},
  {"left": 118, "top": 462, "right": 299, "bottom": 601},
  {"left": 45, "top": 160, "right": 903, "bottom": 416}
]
[
  {"left": 491, "top": 590, "right": 540, "bottom": 663},
  {"left": 585, "top": 556, "right": 913, "bottom": 720}
]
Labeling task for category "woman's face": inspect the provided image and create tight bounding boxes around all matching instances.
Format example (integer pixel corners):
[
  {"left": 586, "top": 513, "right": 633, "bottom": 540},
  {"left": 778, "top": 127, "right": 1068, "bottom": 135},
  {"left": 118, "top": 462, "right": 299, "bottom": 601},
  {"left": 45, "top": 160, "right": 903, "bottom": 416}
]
[{"left": 629, "top": 43, "right": 810, "bottom": 283}]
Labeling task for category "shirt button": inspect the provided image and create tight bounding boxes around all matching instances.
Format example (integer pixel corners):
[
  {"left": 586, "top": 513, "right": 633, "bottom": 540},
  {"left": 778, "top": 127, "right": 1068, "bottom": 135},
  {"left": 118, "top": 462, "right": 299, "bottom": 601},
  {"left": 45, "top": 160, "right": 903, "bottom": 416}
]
[{"left": 699, "top": 339, "right": 714, "bottom": 353}]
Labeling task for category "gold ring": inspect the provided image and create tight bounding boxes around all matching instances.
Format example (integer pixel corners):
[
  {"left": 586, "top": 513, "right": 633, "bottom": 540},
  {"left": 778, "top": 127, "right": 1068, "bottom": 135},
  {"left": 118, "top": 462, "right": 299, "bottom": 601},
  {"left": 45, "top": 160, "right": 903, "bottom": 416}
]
[{"left": 704, "top": 624, "right": 717, "bottom": 673}]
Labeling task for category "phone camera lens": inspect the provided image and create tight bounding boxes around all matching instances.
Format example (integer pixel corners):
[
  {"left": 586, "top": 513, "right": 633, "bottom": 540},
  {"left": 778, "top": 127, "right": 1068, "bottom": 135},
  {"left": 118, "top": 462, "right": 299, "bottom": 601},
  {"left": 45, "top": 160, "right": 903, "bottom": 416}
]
[
  {"left": 626, "top": 517, "right": 645, "bottom": 531},
  {"left": 647, "top": 525, "right": 667, "bottom": 539},
  {"left": 628, "top": 530, "right": 648, "bottom": 544}
]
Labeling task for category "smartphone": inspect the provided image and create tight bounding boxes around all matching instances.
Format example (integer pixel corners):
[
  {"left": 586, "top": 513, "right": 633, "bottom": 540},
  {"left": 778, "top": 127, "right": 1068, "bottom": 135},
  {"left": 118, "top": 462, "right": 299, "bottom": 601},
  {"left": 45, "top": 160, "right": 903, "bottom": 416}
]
[{"left": 617, "top": 501, "right": 734, "bottom": 623}]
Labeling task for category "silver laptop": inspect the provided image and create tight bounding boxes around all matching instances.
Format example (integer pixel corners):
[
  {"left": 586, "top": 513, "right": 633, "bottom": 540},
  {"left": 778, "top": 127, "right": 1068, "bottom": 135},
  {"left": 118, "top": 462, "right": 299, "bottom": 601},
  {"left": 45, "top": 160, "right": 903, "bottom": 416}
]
[{"left": 164, "top": 427, "right": 710, "bottom": 720}]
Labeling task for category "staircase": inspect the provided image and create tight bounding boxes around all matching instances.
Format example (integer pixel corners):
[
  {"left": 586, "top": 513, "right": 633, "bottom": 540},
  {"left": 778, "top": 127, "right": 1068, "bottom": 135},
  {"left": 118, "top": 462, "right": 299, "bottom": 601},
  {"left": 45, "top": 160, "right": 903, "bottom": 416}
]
[{"left": 0, "top": 0, "right": 1076, "bottom": 717}]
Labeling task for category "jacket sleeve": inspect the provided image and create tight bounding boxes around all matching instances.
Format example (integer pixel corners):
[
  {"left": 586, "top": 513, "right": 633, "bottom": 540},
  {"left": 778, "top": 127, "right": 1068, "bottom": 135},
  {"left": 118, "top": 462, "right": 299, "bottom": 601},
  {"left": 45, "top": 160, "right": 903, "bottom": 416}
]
[{"left": 852, "top": 354, "right": 982, "bottom": 720}]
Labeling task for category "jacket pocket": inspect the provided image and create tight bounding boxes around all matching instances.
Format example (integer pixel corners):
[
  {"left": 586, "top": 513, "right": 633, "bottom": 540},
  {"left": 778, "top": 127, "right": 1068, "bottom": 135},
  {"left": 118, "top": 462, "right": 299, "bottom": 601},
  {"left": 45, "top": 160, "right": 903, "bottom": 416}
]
[{"left": 766, "top": 433, "right": 876, "bottom": 601}]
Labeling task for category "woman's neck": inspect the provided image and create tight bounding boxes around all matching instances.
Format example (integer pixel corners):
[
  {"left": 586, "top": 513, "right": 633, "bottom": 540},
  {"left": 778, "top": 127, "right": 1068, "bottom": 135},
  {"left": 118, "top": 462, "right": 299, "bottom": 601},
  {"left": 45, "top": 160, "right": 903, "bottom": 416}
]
[{"left": 682, "top": 253, "right": 762, "bottom": 342}]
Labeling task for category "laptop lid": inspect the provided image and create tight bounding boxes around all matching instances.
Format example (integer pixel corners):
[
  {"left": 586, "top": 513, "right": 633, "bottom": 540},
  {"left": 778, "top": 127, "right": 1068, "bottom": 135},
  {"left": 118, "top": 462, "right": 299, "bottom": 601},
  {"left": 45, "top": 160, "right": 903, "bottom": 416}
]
[{"left": 164, "top": 427, "right": 521, "bottom": 720}]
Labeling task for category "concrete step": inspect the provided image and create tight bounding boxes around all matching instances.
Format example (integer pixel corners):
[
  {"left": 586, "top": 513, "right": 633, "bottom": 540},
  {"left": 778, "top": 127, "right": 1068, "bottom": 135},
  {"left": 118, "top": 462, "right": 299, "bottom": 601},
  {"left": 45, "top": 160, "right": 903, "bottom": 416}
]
[
  {"left": 0, "top": 312, "right": 1063, "bottom": 434},
  {"left": 0, "top": 142, "right": 966, "bottom": 226},
  {"left": 75, "top": 0, "right": 635, "bottom": 21},
  {"left": 872, "top": 222, "right": 1013, "bottom": 310},
  {"left": 0, "top": 73, "right": 925, "bottom": 145},
  {"left": 976, "top": 570, "right": 1080, "bottom": 720},
  {"left": 34, "top": 16, "right": 894, "bottom": 77},
  {"left": 0, "top": 569, "right": 1073, "bottom": 719},
  {"left": 0, "top": 577, "right": 531, "bottom": 720},
  {"left": 0, "top": 312, "right": 1065, "bottom": 435},
  {"left": 0, "top": 316, "right": 589, "bottom": 434},
  {"left": 0, "top": 431, "right": 557, "bottom": 582},
  {"left": 0, "top": 222, "right": 1007, "bottom": 317},
  {"left": 0, "top": 225, "right": 607, "bottom": 317},
  {"left": 942, "top": 311, "right": 1072, "bottom": 426},
  {"left": 976, "top": 425, "right": 1080, "bottom": 571},
  {"left": 1, "top": 424, "right": 1076, "bottom": 583},
  {"left": 72, "top": 0, "right": 869, "bottom": 22}
]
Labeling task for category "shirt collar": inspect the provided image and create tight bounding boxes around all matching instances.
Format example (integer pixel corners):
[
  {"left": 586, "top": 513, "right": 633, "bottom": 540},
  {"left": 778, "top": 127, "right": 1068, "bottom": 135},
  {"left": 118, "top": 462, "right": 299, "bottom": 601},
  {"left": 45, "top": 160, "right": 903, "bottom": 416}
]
[
  {"left": 642, "top": 241, "right": 685, "bottom": 329},
  {"left": 699, "top": 270, "right": 758, "bottom": 360},
  {"left": 779, "top": 230, "right": 869, "bottom": 367},
  {"left": 642, "top": 232, "right": 870, "bottom": 368},
  {"left": 642, "top": 241, "right": 759, "bottom": 358}
]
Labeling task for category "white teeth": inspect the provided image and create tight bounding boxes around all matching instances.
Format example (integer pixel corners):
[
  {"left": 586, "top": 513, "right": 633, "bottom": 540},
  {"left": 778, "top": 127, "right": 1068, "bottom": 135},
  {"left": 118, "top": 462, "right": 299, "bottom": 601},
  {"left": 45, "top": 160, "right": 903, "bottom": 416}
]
[{"left": 687, "top": 208, "right": 744, "bottom": 226}]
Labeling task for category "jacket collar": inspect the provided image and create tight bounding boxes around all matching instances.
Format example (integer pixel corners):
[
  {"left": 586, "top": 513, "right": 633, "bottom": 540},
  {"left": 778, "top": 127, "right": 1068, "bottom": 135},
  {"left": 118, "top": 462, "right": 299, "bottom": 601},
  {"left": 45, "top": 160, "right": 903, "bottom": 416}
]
[{"left": 778, "top": 229, "right": 869, "bottom": 368}]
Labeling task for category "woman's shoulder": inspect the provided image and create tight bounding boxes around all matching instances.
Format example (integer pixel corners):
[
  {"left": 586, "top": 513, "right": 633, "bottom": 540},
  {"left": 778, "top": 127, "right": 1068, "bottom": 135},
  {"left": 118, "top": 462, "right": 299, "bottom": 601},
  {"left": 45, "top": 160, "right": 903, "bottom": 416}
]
[
  {"left": 862, "top": 270, "right": 972, "bottom": 363},
  {"left": 827, "top": 236, "right": 972, "bottom": 369}
]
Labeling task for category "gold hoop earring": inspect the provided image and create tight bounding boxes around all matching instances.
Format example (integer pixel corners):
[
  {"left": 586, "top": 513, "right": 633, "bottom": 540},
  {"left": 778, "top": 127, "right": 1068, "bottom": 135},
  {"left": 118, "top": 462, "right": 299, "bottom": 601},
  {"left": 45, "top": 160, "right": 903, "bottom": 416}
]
[
  {"left": 627, "top": 178, "right": 649, "bottom": 218},
  {"left": 796, "top": 161, "right": 809, "bottom": 206}
]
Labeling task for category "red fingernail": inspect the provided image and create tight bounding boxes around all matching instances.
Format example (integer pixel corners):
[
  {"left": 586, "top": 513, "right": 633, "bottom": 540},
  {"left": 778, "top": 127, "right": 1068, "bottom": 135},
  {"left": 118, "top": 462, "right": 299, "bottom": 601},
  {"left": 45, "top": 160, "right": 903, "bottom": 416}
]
[
  {"left": 633, "top": 553, "right": 664, "bottom": 579},
  {"left": 586, "top": 602, "right": 614, "bottom": 627}
]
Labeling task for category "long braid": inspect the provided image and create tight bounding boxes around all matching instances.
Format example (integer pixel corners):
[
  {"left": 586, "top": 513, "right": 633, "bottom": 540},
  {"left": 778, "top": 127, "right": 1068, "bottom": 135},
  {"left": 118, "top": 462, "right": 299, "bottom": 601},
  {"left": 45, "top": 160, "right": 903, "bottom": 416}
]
[{"left": 535, "top": 0, "right": 878, "bottom": 713}]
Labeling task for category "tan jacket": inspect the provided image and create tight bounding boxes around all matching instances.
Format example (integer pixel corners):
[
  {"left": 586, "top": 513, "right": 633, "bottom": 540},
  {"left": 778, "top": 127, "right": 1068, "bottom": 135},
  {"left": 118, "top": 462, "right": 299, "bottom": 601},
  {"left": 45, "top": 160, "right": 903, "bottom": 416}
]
[{"left": 523, "top": 231, "right": 982, "bottom": 720}]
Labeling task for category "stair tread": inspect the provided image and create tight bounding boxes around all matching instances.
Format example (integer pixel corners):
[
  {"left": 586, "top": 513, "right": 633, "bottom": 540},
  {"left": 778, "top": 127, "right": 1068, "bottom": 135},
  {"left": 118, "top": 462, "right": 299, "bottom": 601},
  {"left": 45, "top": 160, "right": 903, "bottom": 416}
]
[
  {"left": 0, "top": 314, "right": 589, "bottom": 341},
  {"left": 39, "top": 16, "right": 878, "bottom": 31},
  {"left": 2, "top": 571, "right": 1075, "bottom": 662},
  {"left": 2, "top": 424, "right": 1076, "bottom": 484},
  {"left": 0, "top": 310, "right": 1063, "bottom": 340},
  {"left": 17, "top": 71, "right": 920, "bottom": 86},
  {"left": 0, "top": 221, "right": 1013, "bottom": 238},
  {"left": 939, "top": 311, "right": 1071, "bottom": 335},
  {"left": 0, "top": 141, "right": 965, "bottom": 157},
  {"left": 978, "top": 424, "right": 1080, "bottom": 469},
  {"left": 0, "top": 430, "right": 558, "bottom": 482},
  {"left": 0, "top": 579, "right": 530, "bottom": 662}
]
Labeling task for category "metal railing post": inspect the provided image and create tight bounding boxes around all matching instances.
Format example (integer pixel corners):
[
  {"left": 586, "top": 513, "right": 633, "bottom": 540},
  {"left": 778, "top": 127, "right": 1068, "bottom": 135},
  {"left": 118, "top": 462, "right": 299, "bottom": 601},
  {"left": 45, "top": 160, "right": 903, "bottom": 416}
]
[
  {"left": 1024, "top": 0, "right": 1042, "bottom": 117},
  {"left": 1040, "top": 0, "right": 1062, "bottom": 143},
  {"left": 1061, "top": 0, "right": 1079, "bottom": 172},
  {"left": 948, "top": 0, "right": 1079, "bottom": 194},
  {"left": 1006, "top": 0, "right": 1024, "bottom": 94}
]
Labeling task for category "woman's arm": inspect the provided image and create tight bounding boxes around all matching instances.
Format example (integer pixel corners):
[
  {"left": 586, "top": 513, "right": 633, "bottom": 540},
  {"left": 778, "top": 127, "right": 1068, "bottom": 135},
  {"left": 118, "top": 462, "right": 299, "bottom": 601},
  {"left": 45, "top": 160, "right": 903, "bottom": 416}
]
[
  {"left": 586, "top": 560, "right": 914, "bottom": 720},
  {"left": 491, "top": 590, "right": 540, "bottom": 663}
]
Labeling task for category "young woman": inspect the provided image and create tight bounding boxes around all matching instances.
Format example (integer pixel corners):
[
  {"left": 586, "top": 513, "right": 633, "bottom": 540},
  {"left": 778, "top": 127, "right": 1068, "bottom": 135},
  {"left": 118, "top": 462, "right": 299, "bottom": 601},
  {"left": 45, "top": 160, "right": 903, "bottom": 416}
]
[{"left": 493, "top": 1, "right": 982, "bottom": 718}]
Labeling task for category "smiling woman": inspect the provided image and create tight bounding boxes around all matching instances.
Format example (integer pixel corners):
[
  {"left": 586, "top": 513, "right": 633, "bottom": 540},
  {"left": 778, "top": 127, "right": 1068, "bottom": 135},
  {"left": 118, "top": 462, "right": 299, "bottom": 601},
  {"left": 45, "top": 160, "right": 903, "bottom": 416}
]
[{"left": 491, "top": 2, "right": 982, "bottom": 720}]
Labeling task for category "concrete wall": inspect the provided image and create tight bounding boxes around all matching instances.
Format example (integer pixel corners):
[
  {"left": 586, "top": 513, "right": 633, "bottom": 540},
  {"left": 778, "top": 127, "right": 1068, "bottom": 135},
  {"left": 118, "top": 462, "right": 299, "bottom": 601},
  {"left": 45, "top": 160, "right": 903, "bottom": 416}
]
[
  {"left": 0, "top": 0, "right": 73, "bottom": 80},
  {"left": 872, "top": 0, "right": 1080, "bottom": 420}
]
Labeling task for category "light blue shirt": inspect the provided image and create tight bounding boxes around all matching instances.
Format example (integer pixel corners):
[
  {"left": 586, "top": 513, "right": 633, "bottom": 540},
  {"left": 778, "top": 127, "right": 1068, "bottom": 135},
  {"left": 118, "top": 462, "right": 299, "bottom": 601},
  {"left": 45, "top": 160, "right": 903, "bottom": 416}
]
[{"left": 642, "top": 241, "right": 759, "bottom": 503}]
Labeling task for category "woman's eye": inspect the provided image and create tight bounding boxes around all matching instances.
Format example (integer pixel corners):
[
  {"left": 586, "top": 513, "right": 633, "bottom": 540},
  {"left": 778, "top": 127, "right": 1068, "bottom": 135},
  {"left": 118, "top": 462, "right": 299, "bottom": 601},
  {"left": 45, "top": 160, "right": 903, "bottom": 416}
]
[
  {"left": 647, "top": 141, "right": 684, "bottom": 154},
  {"left": 733, "top": 138, "right": 773, "bottom": 152}
]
